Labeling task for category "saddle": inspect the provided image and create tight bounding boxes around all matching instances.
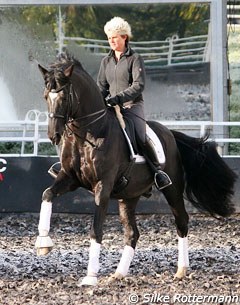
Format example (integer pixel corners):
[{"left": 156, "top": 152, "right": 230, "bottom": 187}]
[
  {"left": 113, "top": 106, "right": 166, "bottom": 195},
  {"left": 123, "top": 118, "right": 166, "bottom": 165},
  {"left": 114, "top": 104, "right": 165, "bottom": 165}
]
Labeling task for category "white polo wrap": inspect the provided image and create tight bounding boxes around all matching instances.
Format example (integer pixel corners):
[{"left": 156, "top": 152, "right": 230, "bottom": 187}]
[
  {"left": 116, "top": 245, "right": 135, "bottom": 277},
  {"left": 87, "top": 239, "right": 101, "bottom": 276},
  {"left": 178, "top": 236, "right": 189, "bottom": 267},
  {"left": 38, "top": 200, "right": 52, "bottom": 236}
]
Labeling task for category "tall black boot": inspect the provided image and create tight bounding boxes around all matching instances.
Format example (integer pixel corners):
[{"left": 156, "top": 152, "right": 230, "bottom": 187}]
[{"left": 143, "top": 140, "right": 172, "bottom": 190}]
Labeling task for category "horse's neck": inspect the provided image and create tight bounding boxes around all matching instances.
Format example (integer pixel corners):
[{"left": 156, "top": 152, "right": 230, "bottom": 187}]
[
  {"left": 69, "top": 69, "right": 114, "bottom": 140},
  {"left": 71, "top": 72, "right": 106, "bottom": 118}
]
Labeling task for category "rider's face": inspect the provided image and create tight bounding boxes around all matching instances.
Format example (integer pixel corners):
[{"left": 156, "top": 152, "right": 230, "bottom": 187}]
[{"left": 108, "top": 33, "right": 127, "bottom": 53}]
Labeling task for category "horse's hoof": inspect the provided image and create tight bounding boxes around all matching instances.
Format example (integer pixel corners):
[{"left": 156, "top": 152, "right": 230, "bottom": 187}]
[
  {"left": 80, "top": 276, "right": 98, "bottom": 286},
  {"left": 108, "top": 272, "right": 124, "bottom": 283},
  {"left": 36, "top": 247, "right": 52, "bottom": 256},
  {"left": 174, "top": 267, "right": 188, "bottom": 279}
]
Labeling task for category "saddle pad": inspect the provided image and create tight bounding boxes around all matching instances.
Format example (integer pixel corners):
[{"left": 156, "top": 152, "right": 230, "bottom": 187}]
[
  {"left": 122, "top": 122, "right": 165, "bottom": 165},
  {"left": 146, "top": 124, "right": 166, "bottom": 164}
]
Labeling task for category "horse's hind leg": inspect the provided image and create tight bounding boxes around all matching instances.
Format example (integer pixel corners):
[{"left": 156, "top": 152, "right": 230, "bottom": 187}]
[
  {"left": 109, "top": 197, "right": 140, "bottom": 281},
  {"left": 163, "top": 186, "right": 189, "bottom": 279},
  {"left": 35, "top": 172, "right": 79, "bottom": 255}
]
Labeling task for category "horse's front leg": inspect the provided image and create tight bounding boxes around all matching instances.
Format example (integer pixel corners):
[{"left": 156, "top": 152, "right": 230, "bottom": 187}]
[
  {"left": 109, "top": 197, "right": 140, "bottom": 282},
  {"left": 35, "top": 197, "right": 53, "bottom": 256},
  {"left": 35, "top": 171, "right": 79, "bottom": 256},
  {"left": 81, "top": 182, "right": 110, "bottom": 286}
]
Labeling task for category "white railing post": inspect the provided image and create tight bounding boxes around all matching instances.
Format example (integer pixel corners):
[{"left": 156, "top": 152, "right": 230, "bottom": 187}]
[
  {"left": 21, "top": 122, "right": 27, "bottom": 155},
  {"left": 57, "top": 6, "right": 64, "bottom": 54},
  {"left": 166, "top": 36, "right": 173, "bottom": 65},
  {"left": 200, "top": 123, "right": 206, "bottom": 138},
  {"left": 210, "top": 0, "right": 228, "bottom": 154},
  {"left": 33, "top": 113, "right": 39, "bottom": 156}
]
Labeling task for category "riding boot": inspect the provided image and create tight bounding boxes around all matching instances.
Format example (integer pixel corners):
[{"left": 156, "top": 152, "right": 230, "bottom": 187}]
[{"left": 143, "top": 139, "right": 172, "bottom": 190}]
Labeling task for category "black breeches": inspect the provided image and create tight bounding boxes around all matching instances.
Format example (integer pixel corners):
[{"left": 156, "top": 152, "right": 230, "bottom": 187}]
[{"left": 122, "top": 102, "right": 146, "bottom": 144}]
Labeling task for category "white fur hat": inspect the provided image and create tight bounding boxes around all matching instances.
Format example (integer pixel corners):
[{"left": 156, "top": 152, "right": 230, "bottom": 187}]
[{"left": 104, "top": 16, "right": 132, "bottom": 38}]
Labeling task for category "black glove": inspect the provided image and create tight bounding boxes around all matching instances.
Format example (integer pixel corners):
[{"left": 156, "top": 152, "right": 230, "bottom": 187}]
[{"left": 106, "top": 95, "right": 121, "bottom": 107}]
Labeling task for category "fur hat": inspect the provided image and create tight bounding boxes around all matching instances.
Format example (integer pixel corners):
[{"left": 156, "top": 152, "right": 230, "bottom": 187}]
[{"left": 104, "top": 16, "right": 132, "bottom": 39}]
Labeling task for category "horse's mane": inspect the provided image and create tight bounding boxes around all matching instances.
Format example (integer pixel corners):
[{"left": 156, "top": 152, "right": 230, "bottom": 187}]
[
  {"left": 46, "top": 52, "right": 84, "bottom": 88},
  {"left": 50, "top": 52, "right": 83, "bottom": 70}
]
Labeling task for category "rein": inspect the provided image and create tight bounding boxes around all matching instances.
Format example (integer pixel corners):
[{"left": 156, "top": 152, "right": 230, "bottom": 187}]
[
  {"left": 69, "top": 109, "right": 107, "bottom": 128},
  {"left": 65, "top": 109, "right": 107, "bottom": 148}
]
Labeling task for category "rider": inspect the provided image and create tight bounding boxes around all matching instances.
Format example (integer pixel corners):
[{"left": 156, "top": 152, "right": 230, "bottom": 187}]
[{"left": 97, "top": 16, "right": 171, "bottom": 190}]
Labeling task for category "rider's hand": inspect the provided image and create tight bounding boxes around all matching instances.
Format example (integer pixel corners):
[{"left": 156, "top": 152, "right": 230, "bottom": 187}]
[{"left": 106, "top": 95, "right": 122, "bottom": 107}]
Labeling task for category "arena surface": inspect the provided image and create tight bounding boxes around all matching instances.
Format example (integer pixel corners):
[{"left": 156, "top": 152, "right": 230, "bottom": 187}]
[{"left": 0, "top": 213, "right": 239, "bottom": 305}]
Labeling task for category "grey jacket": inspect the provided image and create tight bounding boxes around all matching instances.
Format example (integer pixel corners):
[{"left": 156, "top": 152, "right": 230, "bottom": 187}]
[{"left": 97, "top": 47, "right": 146, "bottom": 105}]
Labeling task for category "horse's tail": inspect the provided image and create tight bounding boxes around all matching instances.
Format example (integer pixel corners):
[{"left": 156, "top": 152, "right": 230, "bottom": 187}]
[{"left": 171, "top": 130, "right": 237, "bottom": 217}]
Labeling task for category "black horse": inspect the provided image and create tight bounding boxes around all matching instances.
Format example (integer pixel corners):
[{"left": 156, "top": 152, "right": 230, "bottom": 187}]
[{"left": 35, "top": 53, "right": 237, "bottom": 286}]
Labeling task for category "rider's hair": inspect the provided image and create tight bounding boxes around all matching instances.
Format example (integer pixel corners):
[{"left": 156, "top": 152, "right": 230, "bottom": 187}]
[{"left": 104, "top": 16, "right": 132, "bottom": 40}]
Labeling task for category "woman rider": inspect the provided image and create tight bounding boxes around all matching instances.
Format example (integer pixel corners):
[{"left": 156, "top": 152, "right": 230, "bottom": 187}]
[{"left": 97, "top": 16, "right": 171, "bottom": 190}]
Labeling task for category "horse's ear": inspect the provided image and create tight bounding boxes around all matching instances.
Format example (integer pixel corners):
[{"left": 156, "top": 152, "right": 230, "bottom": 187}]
[
  {"left": 38, "top": 64, "right": 49, "bottom": 77},
  {"left": 64, "top": 64, "right": 74, "bottom": 77}
]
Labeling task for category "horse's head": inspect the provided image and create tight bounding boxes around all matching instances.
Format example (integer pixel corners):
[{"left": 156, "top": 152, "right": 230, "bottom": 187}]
[
  {"left": 39, "top": 53, "right": 107, "bottom": 145},
  {"left": 38, "top": 63, "right": 74, "bottom": 145}
]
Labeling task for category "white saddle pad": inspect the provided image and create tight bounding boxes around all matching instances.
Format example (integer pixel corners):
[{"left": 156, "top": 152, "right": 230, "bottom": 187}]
[{"left": 123, "top": 124, "right": 166, "bottom": 164}]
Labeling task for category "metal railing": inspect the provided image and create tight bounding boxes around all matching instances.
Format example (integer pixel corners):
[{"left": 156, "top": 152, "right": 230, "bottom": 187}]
[
  {"left": 0, "top": 110, "right": 49, "bottom": 157},
  {"left": 57, "top": 34, "right": 209, "bottom": 67},
  {"left": 0, "top": 110, "right": 240, "bottom": 157}
]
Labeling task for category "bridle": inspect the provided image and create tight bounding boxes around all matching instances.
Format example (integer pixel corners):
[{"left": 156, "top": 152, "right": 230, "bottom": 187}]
[
  {"left": 47, "top": 83, "right": 73, "bottom": 121},
  {"left": 47, "top": 81, "right": 107, "bottom": 130}
]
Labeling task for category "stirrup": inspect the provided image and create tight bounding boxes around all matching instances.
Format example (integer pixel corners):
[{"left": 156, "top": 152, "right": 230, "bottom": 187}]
[
  {"left": 154, "top": 170, "right": 172, "bottom": 191},
  {"left": 48, "top": 162, "right": 61, "bottom": 179}
]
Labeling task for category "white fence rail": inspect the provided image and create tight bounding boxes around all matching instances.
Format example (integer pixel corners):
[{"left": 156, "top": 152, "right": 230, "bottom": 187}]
[
  {"left": 0, "top": 110, "right": 49, "bottom": 157},
  {"left": 0, "top": 110, "right": 240, "bottom": 157},
  {"left": 57, "top": 34, "right": 209, "bottom": 67}
]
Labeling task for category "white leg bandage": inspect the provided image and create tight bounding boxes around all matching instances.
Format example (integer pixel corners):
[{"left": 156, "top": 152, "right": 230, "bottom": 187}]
[
  {"left": 87, "top": 239, "right": 101, "bottom": 276},
  {"left": 116, "top": 245, "right": 135, "bottom": 277},
  {"left": 38, "top": 200, "right": 52, "bottom": 237},
  {"left": 178, "top": 236, "right": 189, "bottom": 267}
]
